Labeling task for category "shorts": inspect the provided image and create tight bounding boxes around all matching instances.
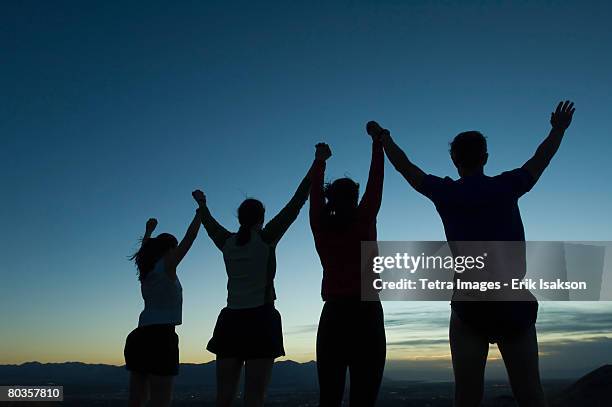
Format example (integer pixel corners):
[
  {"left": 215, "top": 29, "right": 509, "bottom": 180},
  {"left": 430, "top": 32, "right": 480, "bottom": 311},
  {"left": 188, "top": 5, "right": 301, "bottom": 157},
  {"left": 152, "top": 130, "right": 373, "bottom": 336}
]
[
  {"left": 124, "top": 324, "right": 179, "bottom": 376},
  {"left": 451, "top": 300, "right": 538, "bottom": 343}
]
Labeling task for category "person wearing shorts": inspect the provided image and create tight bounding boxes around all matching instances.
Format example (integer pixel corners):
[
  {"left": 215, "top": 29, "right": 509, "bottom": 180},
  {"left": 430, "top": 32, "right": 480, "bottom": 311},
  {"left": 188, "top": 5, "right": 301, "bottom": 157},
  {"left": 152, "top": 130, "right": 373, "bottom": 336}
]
[
  {"left": 124, "top": 210, "right": 201, "bottom": 407},
  {"left": 372, "top": 100, "right": 575, "bottom": 406}
]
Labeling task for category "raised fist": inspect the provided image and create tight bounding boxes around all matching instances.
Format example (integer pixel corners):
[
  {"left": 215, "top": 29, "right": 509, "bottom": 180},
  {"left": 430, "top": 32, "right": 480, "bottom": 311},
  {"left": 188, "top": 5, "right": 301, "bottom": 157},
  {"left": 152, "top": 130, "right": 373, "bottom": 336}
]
[
  {"left": 145, "top": 218, "right": 158, "bottom": 233},
  {"left": 315, "top": 143, "right": 332, "bottom": 161}
]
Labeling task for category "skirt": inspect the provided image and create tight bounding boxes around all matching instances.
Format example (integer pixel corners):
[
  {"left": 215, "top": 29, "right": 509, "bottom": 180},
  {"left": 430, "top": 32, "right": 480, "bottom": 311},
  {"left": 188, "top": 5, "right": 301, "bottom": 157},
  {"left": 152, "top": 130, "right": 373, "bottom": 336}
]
[
  {"left": 207, "top": 303, "right": 285, "bottom": 360},
  {"left": 124, "top": 324, "right": 179, "bottom": 376}
]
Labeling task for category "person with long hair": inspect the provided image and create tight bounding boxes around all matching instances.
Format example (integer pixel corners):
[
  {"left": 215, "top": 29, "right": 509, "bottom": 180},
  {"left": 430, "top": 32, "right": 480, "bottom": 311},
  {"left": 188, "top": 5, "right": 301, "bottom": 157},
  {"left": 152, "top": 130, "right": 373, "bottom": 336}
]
[
  {"left": 372, "top": 100, "right": 575, "bottom": 406},
  {"left": 309, "top": 124, "right": 385, "bottom": 407},
  {"left": 124, "top": 210, "right": 202, "bottom": 407},
  {"left": 192, "top": 162, "right": 314, "bottom": 407}
]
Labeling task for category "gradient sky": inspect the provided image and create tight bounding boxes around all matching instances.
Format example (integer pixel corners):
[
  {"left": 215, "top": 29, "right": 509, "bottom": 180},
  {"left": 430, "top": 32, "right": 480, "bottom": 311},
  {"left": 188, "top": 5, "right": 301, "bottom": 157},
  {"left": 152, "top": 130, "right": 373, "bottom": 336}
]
[{"left": 2, "top": 1, "right": 612, "bottom": 380}]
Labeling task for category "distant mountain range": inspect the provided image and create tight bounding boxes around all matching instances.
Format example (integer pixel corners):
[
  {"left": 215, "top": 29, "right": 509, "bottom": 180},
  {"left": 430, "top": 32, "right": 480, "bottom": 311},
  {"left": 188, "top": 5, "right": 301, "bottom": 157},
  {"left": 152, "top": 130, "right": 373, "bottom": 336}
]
[
  {"left": 1, "top": 361, "right": 610, "bottom": 405},
  {"left": 0, "top": 360, "right": 318, "bottom": 391}
]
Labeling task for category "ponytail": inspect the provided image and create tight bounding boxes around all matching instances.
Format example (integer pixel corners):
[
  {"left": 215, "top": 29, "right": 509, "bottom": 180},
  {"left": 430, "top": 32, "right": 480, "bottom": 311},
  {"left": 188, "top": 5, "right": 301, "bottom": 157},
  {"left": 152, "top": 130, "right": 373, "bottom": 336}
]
[{"left": 236, "top": 198, "right": 265, "bottom": 246}]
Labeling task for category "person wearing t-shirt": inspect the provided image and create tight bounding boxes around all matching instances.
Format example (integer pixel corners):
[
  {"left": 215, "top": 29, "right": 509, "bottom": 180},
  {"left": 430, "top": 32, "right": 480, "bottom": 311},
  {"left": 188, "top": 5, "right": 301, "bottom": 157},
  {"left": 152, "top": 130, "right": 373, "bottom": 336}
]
[{"left": 372, "top": 100, "right": 575, "bottom": 407}]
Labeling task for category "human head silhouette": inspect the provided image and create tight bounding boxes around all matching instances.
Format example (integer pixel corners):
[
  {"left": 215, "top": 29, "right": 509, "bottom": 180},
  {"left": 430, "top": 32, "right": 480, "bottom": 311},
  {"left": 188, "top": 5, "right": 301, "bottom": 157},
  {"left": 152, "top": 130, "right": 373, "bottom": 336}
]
[
  {"left": 324, "top": 177, "right": 359, "bottom": 225},
  {"left": 236, "top": 198, "right": 265, "bottom": 245},
  {"left": 131, "top": 233, "right": 178, "bottom": 281},
  {"left": 450, "top": 131, "right": 488, "bottom": 176}
]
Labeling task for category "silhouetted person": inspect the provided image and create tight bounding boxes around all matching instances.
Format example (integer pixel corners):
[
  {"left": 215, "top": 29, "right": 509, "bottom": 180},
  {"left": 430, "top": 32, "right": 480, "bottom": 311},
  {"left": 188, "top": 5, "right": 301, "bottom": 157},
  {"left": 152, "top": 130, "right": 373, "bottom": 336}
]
[
  {"left": 309, "top": 131, "right": 385, "bottom": 407},
  {"left": 192, "top": 163, "right": 314, "bottom": 407},
  {"left": 124, "top": 211, "right": 202, "bottom": 407},
  {"left": 373, "top": 100, "right": 575, "bottom": 407}
]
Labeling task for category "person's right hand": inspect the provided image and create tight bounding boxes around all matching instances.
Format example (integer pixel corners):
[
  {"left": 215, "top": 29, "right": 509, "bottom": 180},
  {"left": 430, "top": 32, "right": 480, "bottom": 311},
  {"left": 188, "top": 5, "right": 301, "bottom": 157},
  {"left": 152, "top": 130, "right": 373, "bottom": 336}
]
[
  {"left": 550, "top": 100, "right": 575, "bottom": 130},
  {"left": 315, "top": 143, "right": 332, "bottom": 161},
  {"left": 192, "top": 189, "right": 206, "bottom": 205},
  {"left": 145, "top": 218, "right": 158, "bottom": 233}
]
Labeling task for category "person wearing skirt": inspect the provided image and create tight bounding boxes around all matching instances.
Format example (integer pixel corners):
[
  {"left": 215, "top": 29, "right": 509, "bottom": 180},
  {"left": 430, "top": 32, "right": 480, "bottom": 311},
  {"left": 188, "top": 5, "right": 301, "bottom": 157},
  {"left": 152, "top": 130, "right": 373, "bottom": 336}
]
[
  {"left": 192, "top": 160, "right": 314, "bottom": 407},
  {"left": 124, "top": 211, "right": 201, "bottom": 407}
]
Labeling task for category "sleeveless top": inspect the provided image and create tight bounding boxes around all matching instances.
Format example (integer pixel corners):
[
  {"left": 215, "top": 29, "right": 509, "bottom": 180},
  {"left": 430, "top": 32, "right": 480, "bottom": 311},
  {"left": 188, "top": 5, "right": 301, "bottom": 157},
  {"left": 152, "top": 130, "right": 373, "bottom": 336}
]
[
  {"left": 222, "top": 230, "right": 277, "bottom": 309},
  {"left": 138, "top": 259, "right": 183, "bottom": 326},
  {"left": 199, "top": 172, "right": 312, "bottom": 310}
]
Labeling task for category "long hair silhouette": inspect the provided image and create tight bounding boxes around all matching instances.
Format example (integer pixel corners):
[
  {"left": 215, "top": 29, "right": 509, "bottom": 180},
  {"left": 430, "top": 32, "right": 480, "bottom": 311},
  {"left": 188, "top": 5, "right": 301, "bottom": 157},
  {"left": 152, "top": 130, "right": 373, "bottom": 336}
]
[
  {"left": 322, "top": 178, "right": 360, "bottom": 229},
  {"left": 130, "top": 233, "right": 178, "bottom": 281},
  {"left": 125, "top": 211, "right": 201, "bottom": 407}
]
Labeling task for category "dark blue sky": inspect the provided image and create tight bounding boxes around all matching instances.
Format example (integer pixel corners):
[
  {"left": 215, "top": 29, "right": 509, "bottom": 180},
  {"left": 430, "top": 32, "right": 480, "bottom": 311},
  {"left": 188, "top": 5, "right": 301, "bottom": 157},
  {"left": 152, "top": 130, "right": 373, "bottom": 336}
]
[{"left": 2, "top": 1, "right": 611, "bottom": 377}]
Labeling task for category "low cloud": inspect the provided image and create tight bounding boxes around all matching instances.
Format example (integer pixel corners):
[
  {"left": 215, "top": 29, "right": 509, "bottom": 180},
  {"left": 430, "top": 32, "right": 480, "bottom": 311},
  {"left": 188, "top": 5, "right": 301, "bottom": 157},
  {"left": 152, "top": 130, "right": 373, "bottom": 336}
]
[{"left": 285, "top": 324, "right": 319, "bottom": 335}]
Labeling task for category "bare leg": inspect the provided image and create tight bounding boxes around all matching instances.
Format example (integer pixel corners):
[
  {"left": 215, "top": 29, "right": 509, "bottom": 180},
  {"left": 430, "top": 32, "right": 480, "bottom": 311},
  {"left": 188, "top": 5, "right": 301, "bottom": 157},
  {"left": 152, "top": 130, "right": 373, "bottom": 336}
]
[
  {"left": 497, "top": 325, "right": 547, "bottom": 407},
  {"left": 244, "top": 358, "right": 274, "bottom": 407},
  {"left": 450, "top": 311, "right": 489, "bottom": 407},
  {"left": 216, "top": 357, "right": 243, "bottom": 407},
  {"left": 148, "top": 374, "right": 174, "bottom": 407},
  {"left": 128, "top": 372, "right": 149, "bottom": 407}
]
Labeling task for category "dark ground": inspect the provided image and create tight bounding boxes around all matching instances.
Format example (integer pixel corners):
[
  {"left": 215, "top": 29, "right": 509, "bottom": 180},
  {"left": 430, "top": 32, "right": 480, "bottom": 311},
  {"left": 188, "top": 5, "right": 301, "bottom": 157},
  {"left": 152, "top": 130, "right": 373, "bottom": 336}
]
[{"left": 0, "top": 380, "right": 574, "bottom": 407}]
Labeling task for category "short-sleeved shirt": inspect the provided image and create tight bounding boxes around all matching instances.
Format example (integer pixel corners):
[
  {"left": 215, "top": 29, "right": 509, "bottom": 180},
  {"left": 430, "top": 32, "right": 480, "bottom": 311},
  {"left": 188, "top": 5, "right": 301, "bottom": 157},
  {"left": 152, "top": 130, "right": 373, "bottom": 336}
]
[
  {"left": 419, "top": 168, "right": 535, "bottom": 242},
  {"left": 418, "top": 168, "right": 538, "bottom": 342}
]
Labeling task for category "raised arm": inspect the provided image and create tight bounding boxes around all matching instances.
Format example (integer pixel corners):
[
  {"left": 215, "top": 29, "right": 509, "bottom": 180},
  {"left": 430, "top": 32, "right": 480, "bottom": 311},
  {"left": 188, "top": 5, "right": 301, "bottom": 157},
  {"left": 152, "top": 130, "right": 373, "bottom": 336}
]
[
  {"left": 165, "top": 209, "right": 201, "bottom": 272},
  {"left": 368, "top": 121, "right": 426, "bottom": 191},
  {"left": 192, "top": 190, "right": 232, "bottom": 250},
  {"left": 522, "top": 100, "right": 575, "bottom": 183},
  {"left": 142, "top": 218, "right": 157, "bottom": 246},
  {"left": 309, "top": 143, "right": 331, "bottom": 233},
  {"left": 358, "top": 125, "right": 384, "bottom": 221},
  {"left": 261, "top": 160, "right": 317, "bottom": 244}
]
